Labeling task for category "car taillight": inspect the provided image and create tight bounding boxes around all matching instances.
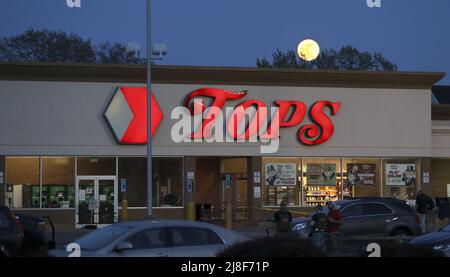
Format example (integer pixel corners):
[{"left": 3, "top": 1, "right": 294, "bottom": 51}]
[{"left": 10, "top": 212, "right": 24, "bottom": 240}]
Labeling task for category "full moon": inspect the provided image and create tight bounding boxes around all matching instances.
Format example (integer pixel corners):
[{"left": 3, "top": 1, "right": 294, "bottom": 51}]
[{"left": 297, "top": 39, "right": 320, "bottom": 62}]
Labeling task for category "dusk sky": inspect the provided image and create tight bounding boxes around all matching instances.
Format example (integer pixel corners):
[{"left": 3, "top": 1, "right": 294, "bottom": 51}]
[{"left": 1, "top": 0, "right": 449, "bottom": 84}]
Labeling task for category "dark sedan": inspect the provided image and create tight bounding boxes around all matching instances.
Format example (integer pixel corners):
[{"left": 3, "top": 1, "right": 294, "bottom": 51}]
[{"left": 0, "top": 205, "right": 55, "bottom": 256}]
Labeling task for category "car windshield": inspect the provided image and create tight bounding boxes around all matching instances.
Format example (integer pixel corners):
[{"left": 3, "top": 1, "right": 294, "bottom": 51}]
[
  {"left": 75, "top": 225, "right": 132, "bottom": 251},
  {"left": 442, "top": 225, "right": 450, "bottom": 232}
]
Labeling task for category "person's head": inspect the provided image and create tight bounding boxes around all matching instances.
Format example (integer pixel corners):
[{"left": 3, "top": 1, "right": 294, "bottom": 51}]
[
  {"left": 217, "top": 236, "right": 326, "bottom": 257},
  {"left": 20, "top": 232, "right": 49, "bottom": 257},
  {"left": 280, "top": 202, "right": 287, "bottom": 210},
  {"left": 417, "top": 190, "right": 423, "bottom": 196}
]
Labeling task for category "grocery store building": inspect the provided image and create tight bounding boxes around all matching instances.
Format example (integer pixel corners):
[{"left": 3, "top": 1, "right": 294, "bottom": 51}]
[{"left": 0, "top": 63, "right": 449, "bottom": 230}]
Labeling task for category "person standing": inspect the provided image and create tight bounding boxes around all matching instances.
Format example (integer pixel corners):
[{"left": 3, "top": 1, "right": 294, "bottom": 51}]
[
  {"left": 273, "top": 202, "right": 292, "bottom": 234},
  {"left": 416, "top": 191, "right": 433, "bottom": 233},
  {"left": 310, "top": 205, "right": 329, "bottom": 253},
  {"left": 327, "top": 202, "right": 343, "bottom": 256}
]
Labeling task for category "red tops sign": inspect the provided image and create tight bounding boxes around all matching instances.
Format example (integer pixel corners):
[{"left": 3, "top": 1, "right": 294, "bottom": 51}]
[{"left": 105, "top": 87, "right": 341, "bottom": 146}]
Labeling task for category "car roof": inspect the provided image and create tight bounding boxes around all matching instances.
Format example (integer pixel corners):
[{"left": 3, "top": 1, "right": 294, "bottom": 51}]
[
  {"left": 114, "top": 219, "right": 228, "bottom": 230},
  {"left": 335, "top": 198, "right": 408, "bottom": 207},
  {"left": 340, "top": 197, "right": 405, "bottom": 203}
]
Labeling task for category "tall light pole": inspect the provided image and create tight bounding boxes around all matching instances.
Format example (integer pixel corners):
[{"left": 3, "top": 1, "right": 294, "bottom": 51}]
[{"left": 146, "top": 0, "right": 153, "bottom": 219}]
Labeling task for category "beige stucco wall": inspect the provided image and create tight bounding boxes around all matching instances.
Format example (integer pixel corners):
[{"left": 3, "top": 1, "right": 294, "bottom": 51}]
[{"left": 0, "top": 81, "right": 432, "bottom": 157}]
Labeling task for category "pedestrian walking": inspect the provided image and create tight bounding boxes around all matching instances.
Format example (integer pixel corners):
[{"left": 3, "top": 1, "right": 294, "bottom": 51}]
[
  {"left": 327, "top": 202, "right": 343, "bottom": 255},
  {"left": 273, "top": 202, "right": 292, "bottom": 234},
  {"left": 416, "top": 191, "right": 434, "bottom": 233},
  {"left": 310, "top": 204, "right": 329, "bottom": 253}
]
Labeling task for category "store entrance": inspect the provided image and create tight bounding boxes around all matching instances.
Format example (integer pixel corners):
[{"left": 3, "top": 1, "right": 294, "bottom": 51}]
[
  {"left": 220, "top": 157, "right": 249, "bottom": 222},
  {"left": 75, "top": 176, "right": 117, "bottom": 228},
  {"left": 220, "top": 173, "right": 248, "bottom": 221}
]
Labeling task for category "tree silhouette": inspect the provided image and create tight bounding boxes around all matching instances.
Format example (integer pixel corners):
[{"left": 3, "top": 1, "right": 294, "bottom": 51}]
[
  {"left": 257, "top": 45, "right": 397, "bottom": 71},
  {"left": 0, "top": 29, "right": 144, "bottom": 64}
]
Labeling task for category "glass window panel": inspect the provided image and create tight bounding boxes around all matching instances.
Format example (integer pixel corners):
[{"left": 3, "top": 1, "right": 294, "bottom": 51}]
[
  {"left": 262, "top": 157, "right": 301, "bottom": 207},
  {"left": 341, "top": 204, "right": 363, "bottom": 217},
  {"left": 382, "top": 158, "right": 419, "bottom": 201},
  {"left": 118, "top": 157, "right": 183, "bottom": 207},
  {"left": 302, "top": 158, "right": 341, "bottom": 207},
  {"left": 342, "top": 158, "right": 381, "bottom": 199},
  {"left": 126, "top": 228, "right": 166, "bottom": 249},
  {"left": 77, "top": 157, "right": 116, "bottom": 176},
  {"left": 153, "top": 158, "right": 183, "bottom": 207},
  {"left": 169, "top": 227, "right": 222, "bottom": 247},
  {"left": 362, "top": 203, "right": 392, "bottom": 215},
  {"left": 118, "top": 157, "right": 146, "bottom": 207},
  {"left": 42, "top": 157, "right": 75, "bottom": 208},
  {"left": 5, "top": 157, "right": 40, "bottom": 209}
]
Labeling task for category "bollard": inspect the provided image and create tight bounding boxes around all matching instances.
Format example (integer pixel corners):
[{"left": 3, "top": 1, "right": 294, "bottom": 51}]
[
  {"left": 186, "top": 201, "right": 196, "bottom": 221},
  {"left": 121, "top": 199, "right": 128, "bottom": 221},
  {"left": 226, "top": 203, "right": 232, "bottom": 229}
]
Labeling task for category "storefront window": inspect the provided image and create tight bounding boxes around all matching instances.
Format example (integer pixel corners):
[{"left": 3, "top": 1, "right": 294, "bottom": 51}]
[
  {"left": 5, "top": 157, "right": 40, "bottom": 209},
  {"left": 342, "top": 158, "right": 381, "bottom": 199},
  {"left": 77, "top": 157, "right": 116, "bottom": 176},
  {"left": 153, "top": 158, "right": 183, "bottom": 207},
  {"left": 302, "top": 158, "right": 341, "bottom": 207},
  {"left": 118, "top": 157, "right": 146, "bottom": 207},
  {"left": 262, "top": 157, "right": 301, "bottom": 207},
  {"left": 118, "top": 157, "right": 183, "bottom": 207},
  {"left": 382, "top": 158, "right": 419, "bottom": 201},
  {"left": 42, "top": 157, "right": 75, "bottom": 208}
]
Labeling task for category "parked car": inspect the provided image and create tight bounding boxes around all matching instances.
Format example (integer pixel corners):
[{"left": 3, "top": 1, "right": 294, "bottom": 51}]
[
  {"left": 410, "top": 224, "right": 450, "bottom": 257},
  {"left": 0, "top": 205, "right": 55, "bottom": 257},
  {"left": 51, "top": 219, "right": 249, "bottom": 257},
  {"left": 14, "top": 213, "right": 46, "bottom": 235},
  {"left": 292, "top": 198, "right": 422, "bottom": 238},
  {"left": 0, "top": 205, "right": 24, "bottom": 257}
]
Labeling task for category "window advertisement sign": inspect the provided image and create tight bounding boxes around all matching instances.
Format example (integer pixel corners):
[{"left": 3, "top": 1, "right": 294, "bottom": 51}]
[
  {"left": 386, "top": 164, "right": 416, "bottom": 186},
  {"left": 265, "top": 163, "right": 296, "bottom": 186},
  {"left": 307, "top": 164, "right": 337, "bottom": 186},
  {"left": 347, "top": 164, "right": 376, "bottom": 186}
]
